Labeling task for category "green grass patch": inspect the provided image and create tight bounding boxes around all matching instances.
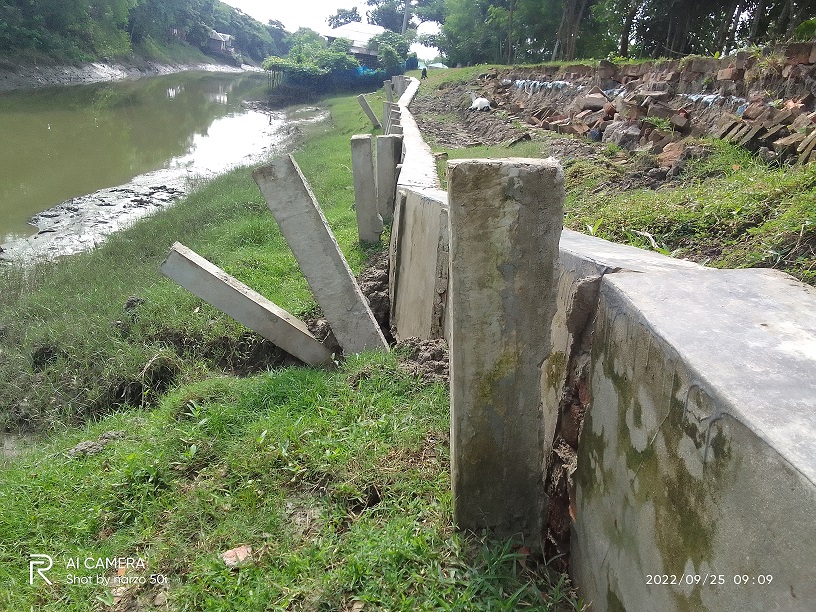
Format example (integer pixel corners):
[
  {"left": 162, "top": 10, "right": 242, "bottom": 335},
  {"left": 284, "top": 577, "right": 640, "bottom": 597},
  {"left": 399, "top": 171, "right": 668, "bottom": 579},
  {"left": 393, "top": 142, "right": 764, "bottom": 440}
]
[
  {"left": 0, "top": 352, "right": 584, "bottom": 610},
  {"left": 564, "top": 140, "right": 816, "bottom": 281}
]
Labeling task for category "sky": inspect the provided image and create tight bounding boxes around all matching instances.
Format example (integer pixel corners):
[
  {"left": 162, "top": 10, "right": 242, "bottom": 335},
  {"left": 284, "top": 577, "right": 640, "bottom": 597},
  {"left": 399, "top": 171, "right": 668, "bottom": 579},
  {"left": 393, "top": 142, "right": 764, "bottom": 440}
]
[{"left": 220, "top": 0, "right": 440, "bottom": 59}]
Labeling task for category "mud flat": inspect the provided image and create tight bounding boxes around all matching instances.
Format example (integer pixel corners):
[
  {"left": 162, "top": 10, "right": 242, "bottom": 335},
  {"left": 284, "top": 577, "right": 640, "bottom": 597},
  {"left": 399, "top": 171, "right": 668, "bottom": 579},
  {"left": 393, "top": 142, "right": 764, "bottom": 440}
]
[{"left": 0, "top": 105, "right": 328, "bottom": 261}]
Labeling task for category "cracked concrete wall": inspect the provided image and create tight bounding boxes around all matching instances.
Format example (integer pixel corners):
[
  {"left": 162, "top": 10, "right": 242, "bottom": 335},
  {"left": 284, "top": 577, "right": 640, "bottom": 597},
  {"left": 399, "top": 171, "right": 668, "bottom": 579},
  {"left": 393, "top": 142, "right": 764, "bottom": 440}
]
[
  {"left": 389, "top": 75, "right": 816, "bottom": 610},
  {"left": 572, "top": 266, "right": 816, "bottom": 612}
]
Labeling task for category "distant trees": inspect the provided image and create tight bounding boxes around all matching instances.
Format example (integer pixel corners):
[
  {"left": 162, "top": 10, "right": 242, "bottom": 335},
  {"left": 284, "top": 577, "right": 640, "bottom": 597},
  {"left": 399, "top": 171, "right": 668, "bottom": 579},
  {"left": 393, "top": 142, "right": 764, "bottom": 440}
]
[
  {"left": 436, "top": 0, "right": 816, "bottom": 64},
  {"left": 364, "top": 0, "right": 446, "bottom": 32},
  {"left": 2, "top": 0, "right": 812, "bottom": 67},
  {"left": 0, "top": 0, "right": 290, "bottom": 63},
  {"left": 327, "top": 7, "right": 363, "bottom": 29}
]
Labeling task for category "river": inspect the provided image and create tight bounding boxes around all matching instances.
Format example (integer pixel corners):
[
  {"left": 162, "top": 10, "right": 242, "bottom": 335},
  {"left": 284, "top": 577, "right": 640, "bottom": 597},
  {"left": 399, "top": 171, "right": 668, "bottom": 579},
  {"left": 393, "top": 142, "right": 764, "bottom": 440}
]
[{"left": 0, "top": 70, "right": 323, "bottom": 259}]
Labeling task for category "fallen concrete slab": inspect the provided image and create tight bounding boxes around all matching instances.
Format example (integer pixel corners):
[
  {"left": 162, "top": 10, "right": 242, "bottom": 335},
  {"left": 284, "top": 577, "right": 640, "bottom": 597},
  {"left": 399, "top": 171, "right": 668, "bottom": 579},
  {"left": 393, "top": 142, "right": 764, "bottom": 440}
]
[
  {"left": 253, "top": 155, "right": 389, "bottom": 354},
  {"left": 357, "top": 94, "right": 382, "bottom": 130},
  {"left": 160, "top": 242, "right": 333, "bottom": 366}
]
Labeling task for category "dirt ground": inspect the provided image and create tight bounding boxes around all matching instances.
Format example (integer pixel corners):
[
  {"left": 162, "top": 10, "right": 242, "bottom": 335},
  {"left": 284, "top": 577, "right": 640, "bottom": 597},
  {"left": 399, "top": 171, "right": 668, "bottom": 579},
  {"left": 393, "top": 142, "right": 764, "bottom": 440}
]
[{"left": 409, "top": 77, "right": 712, "bottom": 192}]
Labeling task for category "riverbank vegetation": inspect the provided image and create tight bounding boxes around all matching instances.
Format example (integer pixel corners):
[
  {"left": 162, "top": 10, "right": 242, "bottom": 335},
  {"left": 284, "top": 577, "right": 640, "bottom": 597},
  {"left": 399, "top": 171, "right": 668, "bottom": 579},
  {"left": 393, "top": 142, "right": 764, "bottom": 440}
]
[
  {"left": 0, "top": 0, "right": 289, "bottom": 65},
  {"left": 431, "top": 0, "right": 815, "bottom": 64},
  {"left": 0, "top": 87, "right": 584, "bottom": 610}
]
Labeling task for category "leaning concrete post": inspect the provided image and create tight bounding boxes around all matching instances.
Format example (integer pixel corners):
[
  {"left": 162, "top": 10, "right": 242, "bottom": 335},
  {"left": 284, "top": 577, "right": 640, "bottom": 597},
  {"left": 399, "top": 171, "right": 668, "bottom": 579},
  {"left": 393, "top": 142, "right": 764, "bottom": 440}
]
[
  {"left": 389, "top": 124, "right": 403, "bottom": 135},
  {"left": 351, "top": 135, "right": 384, "bottom": 243},
  {"left": 253, "top": 156, "right": 388, "bottom": 354},
  {"left": 448, "top": 158, "right": 564, "bottom": 545},
  {"left": 384, "top": 80, "right": 393, "bottom": 103},
  {"left": 376, "top": 134, "right": 403, "bottom": 224},
  {"left": 161, "top": 243, "right": 333, "bottom": 366},
  {"left": 357, "top": 94, "right": 382, "bottom": 130}
]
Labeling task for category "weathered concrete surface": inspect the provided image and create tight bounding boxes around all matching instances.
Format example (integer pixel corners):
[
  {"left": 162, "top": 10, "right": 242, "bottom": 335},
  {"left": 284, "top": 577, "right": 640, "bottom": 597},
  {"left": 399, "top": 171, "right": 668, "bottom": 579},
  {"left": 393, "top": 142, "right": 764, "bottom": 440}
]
[
  {"left": 448, "top": 158, "right": 564, "bottom": 544},
  {"left": 573, "top": 267, "right": 816, "bottom": 611},
  {"left": 376, "top": 134, "right": 403, "bottom": 224},
  {"left": 350, "top": 134, "right": 384, "bottom": 243},
  {"left": 541, "top": 230, "right": 706, "bottom": 458},
  {"left": 380, "top": 69, "right": 816, "bottom": 609},
  {"left": 253, "top": 156, "right": 388, "bottom": 354},
  {"left": 160, "top": 242, "right": 333, "bottom": 366},
  {"left": 397, "top": 80, "right": 440, "bottom": 190},
  {"left": 356, "top": 94, "right": 382, "bottom": 129},
  {"left": 389, "top": 187, "right": 449, "bottom": 341},
  {"left": 383, "top": 80, "right": 393, "bottom": 103},
  {"left": 385, "top": 103, "right": 401, "bottom": 134}
]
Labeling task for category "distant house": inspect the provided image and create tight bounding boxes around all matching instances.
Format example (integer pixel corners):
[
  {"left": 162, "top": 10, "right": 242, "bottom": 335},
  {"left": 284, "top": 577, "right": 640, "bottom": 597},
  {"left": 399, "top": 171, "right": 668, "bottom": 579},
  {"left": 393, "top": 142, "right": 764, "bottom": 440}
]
[
  {"left": 324, "top": 22, "right": 386, "bottom": 67},
  {"left": 207, "top": 30, "right": 233, "bottom": 54}
]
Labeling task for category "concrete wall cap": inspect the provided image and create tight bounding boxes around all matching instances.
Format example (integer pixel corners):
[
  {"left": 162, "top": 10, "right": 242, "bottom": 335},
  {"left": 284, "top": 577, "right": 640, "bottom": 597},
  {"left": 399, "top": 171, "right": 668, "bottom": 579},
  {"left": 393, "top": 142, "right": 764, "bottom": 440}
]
[{"left": 603, "top": 267, "right": 816, "bottom": 484}]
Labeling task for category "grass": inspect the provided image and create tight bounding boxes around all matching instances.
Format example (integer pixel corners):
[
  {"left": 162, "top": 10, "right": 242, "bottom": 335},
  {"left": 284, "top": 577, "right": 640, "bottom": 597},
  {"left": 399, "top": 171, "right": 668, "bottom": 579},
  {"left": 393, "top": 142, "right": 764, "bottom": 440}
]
[
  {"left": 0, "top": 351, "right": 582, "bottom": 610},
  {"left": 565, "top": 140, "right": 816, "bottom": 281},
  {"left": 0, "top": 84, "right": 584, "bottom": 610}
]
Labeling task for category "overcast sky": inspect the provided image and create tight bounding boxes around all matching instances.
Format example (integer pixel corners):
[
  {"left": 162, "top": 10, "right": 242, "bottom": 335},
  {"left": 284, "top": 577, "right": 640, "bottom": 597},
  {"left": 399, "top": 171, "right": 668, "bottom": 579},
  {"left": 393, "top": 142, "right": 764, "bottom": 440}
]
[
  {"left": 220, "top": 0, "right": 366, "bottom": 34},
  {"left": 220, "top": 0, "right": 439, "bottom": 59}
]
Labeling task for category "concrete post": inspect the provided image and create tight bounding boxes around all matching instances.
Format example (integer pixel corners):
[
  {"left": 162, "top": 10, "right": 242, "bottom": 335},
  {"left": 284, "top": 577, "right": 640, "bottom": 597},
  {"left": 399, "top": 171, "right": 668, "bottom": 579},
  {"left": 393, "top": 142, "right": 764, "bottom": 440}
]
[
  {"left": 390, "top": 125, "right": 403, "bottom": 135},
  {"left": 384, "top": 80, "right": 393, "bottom": 103},
  {"left": 253, "top": 156, "right": 388, "bottom": 354},
  {"left": 447, "top": 158, "right": 564, "bottom": 545},
  {"left": 160, "top": 242, "right": 334, "bottom": 366},
  {"left": 357, "top": 94, "right": 382, "bottom": 130},
  {"left": 350, "top": 135, "right": 384, "bottom": 243},
  {"left": 376, "top": 134, "right": 403, "bottom": 224},
  {"left": 383, "top": 101, "right": 392, "bottom": 134}
]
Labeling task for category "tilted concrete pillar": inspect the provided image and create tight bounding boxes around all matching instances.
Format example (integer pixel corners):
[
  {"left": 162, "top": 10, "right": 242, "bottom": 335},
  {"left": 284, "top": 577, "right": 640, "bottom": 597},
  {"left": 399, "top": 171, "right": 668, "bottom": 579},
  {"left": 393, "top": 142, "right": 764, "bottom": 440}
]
[
  {"left": 383, "top": 80, "right": 393, "bottom": 103},
  {"left": 357, "top": 94, "right": 382, "bottom": 130},
  {"left": 376, "top": 134, "right": 403, "bottom": 224},
  {"left": 448, "top": 158, "right": 564, "bottom": 545},
  {"left": 253, "top": 156, "right": 388, "bottom": 354},
  {"left": 350, "top": 134, "right": 384, "bottom": 243},
  {"left": 160, "top": 242, "right": 333, "bottom": 366}
]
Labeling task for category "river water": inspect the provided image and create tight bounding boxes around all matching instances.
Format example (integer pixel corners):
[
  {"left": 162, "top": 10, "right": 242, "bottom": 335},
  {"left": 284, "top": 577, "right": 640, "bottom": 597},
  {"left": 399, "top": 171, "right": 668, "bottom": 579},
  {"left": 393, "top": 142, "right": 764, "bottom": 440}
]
[{"left": 0, "top": 70, "right": 320, "bottom": 258}]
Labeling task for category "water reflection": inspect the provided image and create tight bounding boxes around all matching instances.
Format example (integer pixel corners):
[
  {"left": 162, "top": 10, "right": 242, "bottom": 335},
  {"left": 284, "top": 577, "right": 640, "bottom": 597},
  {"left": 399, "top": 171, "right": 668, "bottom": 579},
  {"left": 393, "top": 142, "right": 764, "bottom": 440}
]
[{"left": 0, "top": 71, "right": 270, "bottom": 241}]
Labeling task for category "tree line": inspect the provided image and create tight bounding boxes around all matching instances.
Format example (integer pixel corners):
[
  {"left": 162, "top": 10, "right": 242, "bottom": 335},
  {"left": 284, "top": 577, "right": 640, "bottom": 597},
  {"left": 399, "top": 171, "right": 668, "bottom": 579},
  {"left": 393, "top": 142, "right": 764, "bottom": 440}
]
[
  {"left": 0, "top": 0, "right": 290, "bottom": 63},
  {"left": 425, "top": 0, "right": 816, "bottom": 65},
  {"left": 2, "top": 0, "right": 812, "bottom": 69},
  {"left": 331, "top": 0, "right": 815, "bottom": 65}
]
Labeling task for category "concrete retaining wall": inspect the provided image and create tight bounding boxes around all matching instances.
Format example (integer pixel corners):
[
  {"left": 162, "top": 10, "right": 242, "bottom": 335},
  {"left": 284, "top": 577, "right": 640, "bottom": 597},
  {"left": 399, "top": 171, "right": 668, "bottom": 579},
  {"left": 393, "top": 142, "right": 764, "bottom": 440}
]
[
  {"left": 573, "top": 265, "right": 816, "bottom": 611},
  {"left": 389, "top": 76, "right": 816, "bottom": 611}
]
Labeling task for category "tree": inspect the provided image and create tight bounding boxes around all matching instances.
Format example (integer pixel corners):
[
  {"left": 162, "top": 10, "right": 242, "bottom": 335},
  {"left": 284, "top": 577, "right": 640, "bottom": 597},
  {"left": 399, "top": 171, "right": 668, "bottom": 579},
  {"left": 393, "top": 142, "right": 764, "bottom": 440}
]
[
  {"left": 327, "top": 7, "right": 362, "bottom": 28},
  {"left": 367, "top": 0, "right": 406, "bottom": 31},
  {"left": 552, "top": 0, "right": 599, "bottom": 60},
  {"left": 368, "top": 30, "right": 411, "bottom": 57}
]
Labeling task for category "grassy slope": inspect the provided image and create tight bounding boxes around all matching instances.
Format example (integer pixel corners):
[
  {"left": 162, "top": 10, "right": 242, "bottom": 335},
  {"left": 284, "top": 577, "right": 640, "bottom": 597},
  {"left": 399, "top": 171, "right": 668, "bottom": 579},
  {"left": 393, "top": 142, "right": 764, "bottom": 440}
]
[
  {"left": 0, "top": 92, "right": 374, "bottom": 431},
  {"left": 411, "top": 67, "right": 816, "bottom": 286},
  {"left": 0, "top": 92, "right": 583, "bottom": 610}
]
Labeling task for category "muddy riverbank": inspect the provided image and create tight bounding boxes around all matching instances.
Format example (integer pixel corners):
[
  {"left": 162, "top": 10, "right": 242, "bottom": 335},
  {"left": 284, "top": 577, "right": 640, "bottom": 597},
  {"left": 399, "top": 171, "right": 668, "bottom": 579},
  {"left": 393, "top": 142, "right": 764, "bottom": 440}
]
[
  {"left": 0, "top": 103, "right": 327, "bottom": 261},
  {"left": 0, "top": 58, "right": 252, "bottom": 93}
]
